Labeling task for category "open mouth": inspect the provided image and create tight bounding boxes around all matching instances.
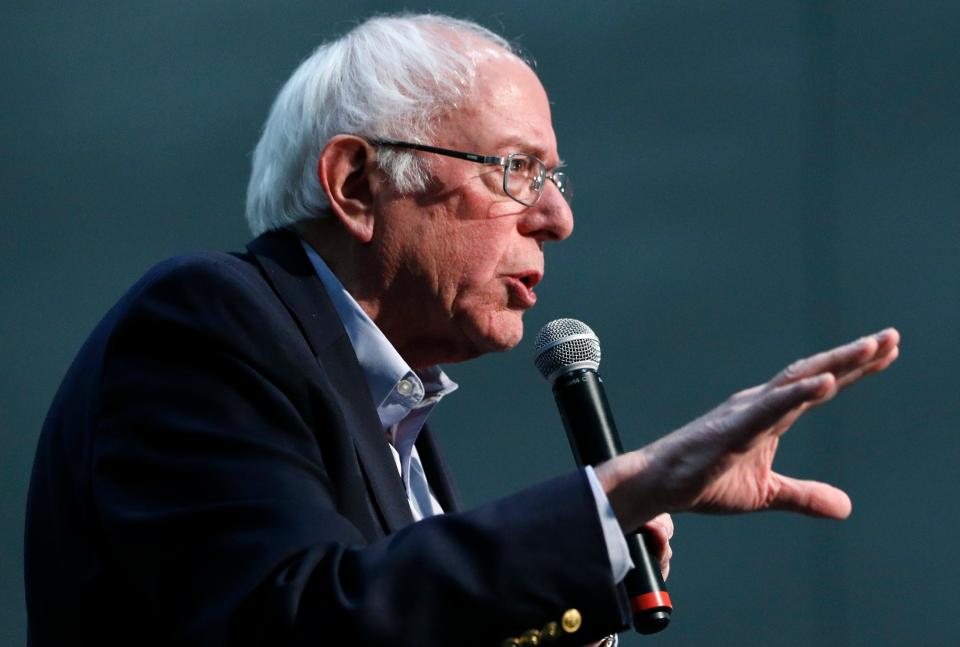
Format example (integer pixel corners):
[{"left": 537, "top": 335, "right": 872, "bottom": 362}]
[
  {"left": 515, "top": 271, "right": 542, "bottom": 290},
  {"left": 506, "top": 271, "right": 542, "bottom": 307}
]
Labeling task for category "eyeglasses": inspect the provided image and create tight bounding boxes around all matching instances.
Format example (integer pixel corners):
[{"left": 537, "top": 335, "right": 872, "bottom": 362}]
[{"left": 371, "top": 139, "right": 572, "bottom": 207}]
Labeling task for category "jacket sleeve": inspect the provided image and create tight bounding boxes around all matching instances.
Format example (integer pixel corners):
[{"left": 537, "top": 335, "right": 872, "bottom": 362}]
[{"left": 91, "top": 255, "right": 630, "bottom": 646}]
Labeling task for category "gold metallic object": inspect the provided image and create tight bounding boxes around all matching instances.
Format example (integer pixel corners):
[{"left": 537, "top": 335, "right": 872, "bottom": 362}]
[
  {"left": 561, "top": 608, "right": 582, "bottom": 633},
  {"left": 541, "top": 621, "right": 560, "bottom": 640}
]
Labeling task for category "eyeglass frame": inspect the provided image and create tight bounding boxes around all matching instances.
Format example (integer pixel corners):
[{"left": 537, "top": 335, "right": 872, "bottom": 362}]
[{"left": 369, "top": 139, "right": 571, "bottom": 208}]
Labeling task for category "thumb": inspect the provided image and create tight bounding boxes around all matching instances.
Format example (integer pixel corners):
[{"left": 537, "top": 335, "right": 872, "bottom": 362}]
[{"left": 769, "top": 473, "right": 852, "bottom": 519}]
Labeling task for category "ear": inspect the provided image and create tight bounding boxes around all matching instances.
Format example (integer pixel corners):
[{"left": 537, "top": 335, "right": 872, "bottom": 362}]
[{"left": 317, "top": 135, "right": 378, "bottom": 243}]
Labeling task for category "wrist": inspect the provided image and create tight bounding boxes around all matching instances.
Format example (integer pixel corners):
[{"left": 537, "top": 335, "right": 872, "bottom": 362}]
[{"left": 595, "top": 449, "right": 659, "bottom": 534}]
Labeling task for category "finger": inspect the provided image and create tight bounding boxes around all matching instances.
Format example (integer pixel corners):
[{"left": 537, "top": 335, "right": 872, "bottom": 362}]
[
  {"left": 793, "top": 343, "right": 900, "bottom": 419},
  {"left": 771, "top": 336, "right": 878, "bottom": 388},
  {"left": 833, "top": 328, "right": 900, "bottom": 384},
  {"left": 768, "top": 473, "right": 852, "bottom": 519},
  {"left": 641, "top": 518, "right": 671, "bottom": 555},
  {"left": 644, "top": 512, "right": 674, "bottom": 539},
  {"left": 735, "top": 328, "right": 899, "bottom": 402},
  {"left": 770, "top": 327, "right": 900, "bottom": 388},
  {"left": 728, "top": 374, "right": 837, "bottom": 445},
  {"left": 641, "top": 514, "right": 674, "bottom": 581},
  {"left": 834, "top": 344, "right": 900, "bottom": 391},
  {"left": 873, "top": 327, "right": 901, "bottom": 356},
  {"left": 785, "top": 341, "right": 900, "bottom": 420}
]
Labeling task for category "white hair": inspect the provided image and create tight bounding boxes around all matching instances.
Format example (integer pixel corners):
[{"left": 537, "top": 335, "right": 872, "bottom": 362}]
[{"left": 244, "top": 13, "right": 520, "bottom": 235}]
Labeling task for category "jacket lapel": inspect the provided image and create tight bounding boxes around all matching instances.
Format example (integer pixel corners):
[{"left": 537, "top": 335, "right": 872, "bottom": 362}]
[{"left": 246, "top": 229, "right": 415, "bottom": 535}]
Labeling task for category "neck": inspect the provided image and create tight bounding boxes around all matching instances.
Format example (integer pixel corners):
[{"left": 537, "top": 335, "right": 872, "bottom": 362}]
[
  {"left": 297, "top": 217, "right": 383, "bottom": 311},
  {"left": 298, "top": 220, "right": 466, "bottom": 368}
]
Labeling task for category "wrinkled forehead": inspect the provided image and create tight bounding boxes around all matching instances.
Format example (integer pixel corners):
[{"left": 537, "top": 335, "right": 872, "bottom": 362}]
[{"left": 441, "top": 46, "right": 557, "bottom": 163}]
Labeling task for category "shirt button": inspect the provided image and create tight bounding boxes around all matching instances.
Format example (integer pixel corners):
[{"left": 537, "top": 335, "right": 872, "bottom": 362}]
[{"left": 397, "top": 379, "right": 414, "bottom": 396}]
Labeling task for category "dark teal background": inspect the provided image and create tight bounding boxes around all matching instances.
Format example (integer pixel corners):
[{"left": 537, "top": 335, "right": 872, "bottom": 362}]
[{"left": 3, "top": 2, "right": 958, "bottom": 645}]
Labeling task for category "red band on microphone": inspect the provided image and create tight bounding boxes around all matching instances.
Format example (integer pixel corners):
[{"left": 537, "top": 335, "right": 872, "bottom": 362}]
[{"left": 631, "top": 591, "right": 672, "bottom": 612}]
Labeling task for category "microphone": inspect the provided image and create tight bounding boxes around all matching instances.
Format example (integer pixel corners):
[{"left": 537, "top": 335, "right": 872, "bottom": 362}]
[{"left": 533, "top": 319, "right": 672, "bottom": 635}]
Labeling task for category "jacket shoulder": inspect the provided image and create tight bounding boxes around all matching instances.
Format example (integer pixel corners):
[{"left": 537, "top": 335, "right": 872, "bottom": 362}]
[{"left": 126, "top": 250, "right": 269, "bottom": 307}]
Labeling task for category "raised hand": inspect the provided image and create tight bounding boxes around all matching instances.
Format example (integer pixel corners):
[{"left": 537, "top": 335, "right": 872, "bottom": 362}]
[{"left": 598, "top": 329, "right": 900, "bottom": 533}]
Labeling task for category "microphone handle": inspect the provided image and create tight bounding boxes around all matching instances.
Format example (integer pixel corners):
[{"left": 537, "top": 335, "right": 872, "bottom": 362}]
[{"left": 552, "top": 369, "right": 672, "bottom": 635}]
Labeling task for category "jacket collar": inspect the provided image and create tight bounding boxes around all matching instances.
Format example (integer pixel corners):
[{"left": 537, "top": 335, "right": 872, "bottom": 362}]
[{"left": 245, "top": 228, "right": 419, "bottom": 534}]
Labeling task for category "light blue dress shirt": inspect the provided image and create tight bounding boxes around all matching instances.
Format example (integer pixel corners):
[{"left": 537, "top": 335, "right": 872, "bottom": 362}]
[{"left": 301, "top": 240, "right": 632, "bottom": 581}]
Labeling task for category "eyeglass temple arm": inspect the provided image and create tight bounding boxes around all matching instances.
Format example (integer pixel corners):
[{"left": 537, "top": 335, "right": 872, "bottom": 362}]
[{"left": 371, "top": 139, "right": 504, "bottom": 166}]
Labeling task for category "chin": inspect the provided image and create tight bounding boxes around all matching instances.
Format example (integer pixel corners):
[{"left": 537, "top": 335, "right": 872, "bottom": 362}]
[{"left": 466, "top": 310, "right": 526, "bottom": 355}]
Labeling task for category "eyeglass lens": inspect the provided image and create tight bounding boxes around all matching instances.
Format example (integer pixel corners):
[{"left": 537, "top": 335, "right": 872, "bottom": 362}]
[{"left": 504, "top": 154, "right": 572, "bottom": 206}]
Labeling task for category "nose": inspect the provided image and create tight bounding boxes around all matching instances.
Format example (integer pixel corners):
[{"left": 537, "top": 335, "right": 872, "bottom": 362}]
[{"left": 517, "top": 183, "right": 574, "bottom": 242}]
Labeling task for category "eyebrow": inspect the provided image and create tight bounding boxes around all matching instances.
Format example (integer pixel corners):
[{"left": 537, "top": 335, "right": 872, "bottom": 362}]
[
  {"left": 492, "top": 136, "right": 560, "bottom": 167},
  {"left": 496, "top": 135, "right": 547, "bottom": 158}
]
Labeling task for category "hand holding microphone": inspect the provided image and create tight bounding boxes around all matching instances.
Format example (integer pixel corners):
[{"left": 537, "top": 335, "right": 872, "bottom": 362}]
[
  {"left": 534, "top": 319, "right": 901, "bottom": 634},
  {"left": 533, "top": 319, "right": 673, "bottom": 634}
]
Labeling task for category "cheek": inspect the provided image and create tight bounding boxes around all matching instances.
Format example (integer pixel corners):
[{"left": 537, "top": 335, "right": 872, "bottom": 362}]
[
  {"left": 423, "top": 183, "right": 525, "bottom": 290},
  {"left": 447, "top": 228, "right": 529, "bottom": 350},
  {"left": 448, "top": 226, "right": 512, "bottom": 294}
]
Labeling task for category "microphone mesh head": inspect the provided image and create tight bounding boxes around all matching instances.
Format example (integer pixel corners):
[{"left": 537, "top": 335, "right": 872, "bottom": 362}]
[{"left": 532, "top": 318, "right": 601, "bottom": 383}]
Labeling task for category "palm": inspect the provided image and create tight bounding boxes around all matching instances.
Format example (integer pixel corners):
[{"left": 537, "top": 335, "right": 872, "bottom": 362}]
[
  {"left": 645, "top": 329, "right": 899, "bottom": 521},
  {"left": 691, "top": 434, "right": 780, "bottom": 514}
]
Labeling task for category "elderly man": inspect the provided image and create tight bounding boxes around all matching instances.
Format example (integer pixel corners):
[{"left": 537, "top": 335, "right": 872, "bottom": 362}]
[{"left": 25, "top": 13, "right": 899, "bottom": 647}]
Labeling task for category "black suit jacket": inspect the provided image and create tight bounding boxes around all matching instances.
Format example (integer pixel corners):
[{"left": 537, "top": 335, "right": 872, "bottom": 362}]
[{"left": 26, "top": 229, "right": 629, "bottom": 646}]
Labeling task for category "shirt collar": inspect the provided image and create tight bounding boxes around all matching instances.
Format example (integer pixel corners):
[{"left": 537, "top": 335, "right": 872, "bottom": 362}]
[{"left": 300, "top": 240, "right": 457, "bottom": 430}]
